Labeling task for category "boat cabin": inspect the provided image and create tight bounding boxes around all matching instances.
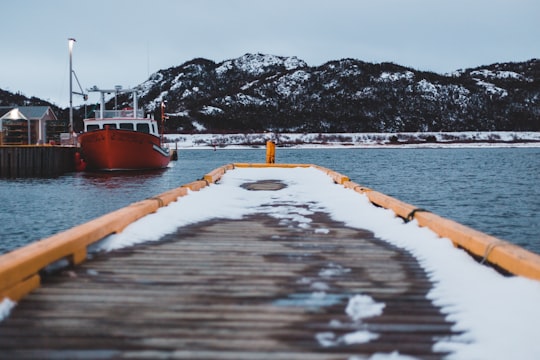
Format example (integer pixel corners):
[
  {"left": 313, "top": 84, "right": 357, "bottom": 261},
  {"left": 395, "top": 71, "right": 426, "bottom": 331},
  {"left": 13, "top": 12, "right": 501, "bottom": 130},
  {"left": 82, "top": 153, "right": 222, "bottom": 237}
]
[
  {"left": 83, "top": 115, "right": 160, "bottom": 137},
  {"left": 83, "top": 86, "right": 161, "bottom": 138}
]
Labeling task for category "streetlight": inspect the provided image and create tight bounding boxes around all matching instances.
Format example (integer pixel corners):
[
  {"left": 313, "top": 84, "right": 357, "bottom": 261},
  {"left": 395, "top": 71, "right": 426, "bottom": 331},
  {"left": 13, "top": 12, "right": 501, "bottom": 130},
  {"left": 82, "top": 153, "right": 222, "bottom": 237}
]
[{"left": 68, "top": 38, "right": 76, "bottom": 135}]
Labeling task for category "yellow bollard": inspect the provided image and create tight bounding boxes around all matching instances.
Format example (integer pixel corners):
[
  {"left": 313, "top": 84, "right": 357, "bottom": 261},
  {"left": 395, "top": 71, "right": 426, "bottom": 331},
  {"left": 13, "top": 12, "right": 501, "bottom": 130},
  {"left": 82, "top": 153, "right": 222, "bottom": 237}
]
[{"left": 266, "top": 140, "right": 276, "bottom": 164}]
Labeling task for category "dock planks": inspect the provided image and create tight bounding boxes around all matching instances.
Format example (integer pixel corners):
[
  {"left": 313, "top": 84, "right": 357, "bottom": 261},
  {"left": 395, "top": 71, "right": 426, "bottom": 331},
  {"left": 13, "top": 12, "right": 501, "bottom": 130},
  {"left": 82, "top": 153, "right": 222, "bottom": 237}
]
[{"left": 0, "top": 180, "right": 457, "bottom": 359}]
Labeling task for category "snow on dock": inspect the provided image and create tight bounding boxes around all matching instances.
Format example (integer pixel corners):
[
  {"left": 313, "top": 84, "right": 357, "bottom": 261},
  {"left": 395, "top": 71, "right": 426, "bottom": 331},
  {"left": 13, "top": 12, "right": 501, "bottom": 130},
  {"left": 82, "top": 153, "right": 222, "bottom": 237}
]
[{"left": 0, "top": 165, "right": 539, "bottom": 359}]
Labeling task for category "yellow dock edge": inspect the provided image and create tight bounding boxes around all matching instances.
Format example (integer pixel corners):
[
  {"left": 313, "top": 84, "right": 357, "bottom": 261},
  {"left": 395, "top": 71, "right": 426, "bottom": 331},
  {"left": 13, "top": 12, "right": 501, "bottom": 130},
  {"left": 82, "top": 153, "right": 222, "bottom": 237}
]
[{"left": 1, "top": 162, "right": 539, "bottom": 304}]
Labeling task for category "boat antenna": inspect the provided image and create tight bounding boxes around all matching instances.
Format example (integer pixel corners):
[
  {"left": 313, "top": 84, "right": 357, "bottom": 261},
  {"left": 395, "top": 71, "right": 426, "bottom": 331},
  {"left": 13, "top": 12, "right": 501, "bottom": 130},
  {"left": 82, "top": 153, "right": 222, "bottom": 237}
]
[
  {"left": 72, "top": 71, "right": 87, "bottom": 101},
  {"left": 160, "top": 100, "right": 168, "bottom": 145}
]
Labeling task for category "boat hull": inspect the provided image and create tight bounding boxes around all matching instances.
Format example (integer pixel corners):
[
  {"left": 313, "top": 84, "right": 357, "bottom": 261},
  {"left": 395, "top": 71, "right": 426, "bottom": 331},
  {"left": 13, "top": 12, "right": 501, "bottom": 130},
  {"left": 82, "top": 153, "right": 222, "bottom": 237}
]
[{"left": 78, "top": 128, "right": 170, "bottom": 171}]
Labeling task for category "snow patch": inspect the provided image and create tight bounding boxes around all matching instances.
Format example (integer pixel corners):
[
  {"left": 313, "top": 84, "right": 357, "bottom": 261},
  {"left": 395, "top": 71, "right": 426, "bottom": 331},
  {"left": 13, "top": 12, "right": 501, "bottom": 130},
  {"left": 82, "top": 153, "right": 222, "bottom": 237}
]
[
  {"left": 192, "top": 121, "right": 206, "bottom": 131},
  {"left": 315, "top": 293, "right": 385, "bottom": 347},
  {"left": 343, "top": 330, "right": 380, "bottom": 344},
  {"left": 216, "top": 54, "right": 306, "bottom": 76},
  {"left": 167, "top": 110, "right": 189, "bottom": 117},
  {"left": 349, "top": 351, "right": 422, "bottom": 360},
  {"left": 346, "top": 294, "right": 386, "bottom": 321},
  {"left": 170, "top": 73, "right": 185, "bottom": 91},
  {"left": 276, "top": 70, "right": 311, "bottom": 97},
  {"left": 199, "top": 105, "right": 223, "bottom": 115},
  {"left": 319, "top": 262, "right": 351, "bottom": 278},
  {"left": 474, "top": 79, "right": 508, "bottom": 97},
  {"left": 377, "top": 71, "right": 414, "bottom": 82},
  {"left": 316, "top": 330, "right": 379, "bottom": 347},
  {"left": 0, "top": 298, "right": 16, "bottom": 322},
  {"left": 417, "top": 79, "right": 439, "bottom": 99},
  {"left": 471, "top": 69, "right": 532, "bottom": 82}
]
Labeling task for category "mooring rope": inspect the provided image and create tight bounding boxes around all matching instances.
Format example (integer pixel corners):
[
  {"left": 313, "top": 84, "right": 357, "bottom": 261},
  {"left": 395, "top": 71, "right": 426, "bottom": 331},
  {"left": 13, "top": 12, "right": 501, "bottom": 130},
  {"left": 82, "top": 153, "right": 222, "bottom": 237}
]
[
  {"left": 404, "top": 208, "right": 430, "bottom": 223},
  {"left": 147, "top": 197, "right": 164, "bottom": 207}
]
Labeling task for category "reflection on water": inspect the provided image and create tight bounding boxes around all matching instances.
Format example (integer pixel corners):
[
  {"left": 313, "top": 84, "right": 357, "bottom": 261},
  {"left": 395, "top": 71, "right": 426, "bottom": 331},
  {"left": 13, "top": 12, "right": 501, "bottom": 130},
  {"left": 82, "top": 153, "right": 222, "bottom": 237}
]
[
  {"left": 0, "top": 147, "right": 538, "bottom": 255},
  {"left": 81, "top": 168, "right": 169, "bottom": 189}
]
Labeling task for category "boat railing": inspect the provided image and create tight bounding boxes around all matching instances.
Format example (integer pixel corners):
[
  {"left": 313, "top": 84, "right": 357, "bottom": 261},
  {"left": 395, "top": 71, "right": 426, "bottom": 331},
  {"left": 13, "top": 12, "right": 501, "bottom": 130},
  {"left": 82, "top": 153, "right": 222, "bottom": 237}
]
[{"left": 93, "top": 109, "right": 145, "bottom": 119}]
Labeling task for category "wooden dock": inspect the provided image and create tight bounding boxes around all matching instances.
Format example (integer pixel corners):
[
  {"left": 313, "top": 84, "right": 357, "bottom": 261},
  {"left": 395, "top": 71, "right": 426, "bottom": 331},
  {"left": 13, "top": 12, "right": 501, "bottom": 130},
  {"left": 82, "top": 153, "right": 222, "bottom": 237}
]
[
  {"left": 0, "top": 199, "right": 454, "bottom": 359},
  {"left": 1, "top": 161, "right": 539, "bottom": 359},
  {"left": 0, "top": 146, "right": 76, "bottom": 177}
]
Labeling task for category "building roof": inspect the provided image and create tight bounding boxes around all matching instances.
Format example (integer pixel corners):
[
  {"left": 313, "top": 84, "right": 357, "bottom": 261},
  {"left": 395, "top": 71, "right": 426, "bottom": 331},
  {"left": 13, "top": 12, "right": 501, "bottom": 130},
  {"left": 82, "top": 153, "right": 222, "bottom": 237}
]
[
  {"left": 0, "top": 108, "right": 28, "bottom": 121},
  {"left": 0, "top": 106, "right": 57, "bottom": 121},
  {"left": 18, "top": 106, "right": 58, "bottom": 121}
]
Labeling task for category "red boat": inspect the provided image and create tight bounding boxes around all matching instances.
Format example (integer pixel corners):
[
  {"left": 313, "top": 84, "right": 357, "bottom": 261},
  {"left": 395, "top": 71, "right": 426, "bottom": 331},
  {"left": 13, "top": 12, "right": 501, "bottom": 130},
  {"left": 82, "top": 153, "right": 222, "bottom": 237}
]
[{"left": 78, "top": 87, "right": 170, "bottom": 171}]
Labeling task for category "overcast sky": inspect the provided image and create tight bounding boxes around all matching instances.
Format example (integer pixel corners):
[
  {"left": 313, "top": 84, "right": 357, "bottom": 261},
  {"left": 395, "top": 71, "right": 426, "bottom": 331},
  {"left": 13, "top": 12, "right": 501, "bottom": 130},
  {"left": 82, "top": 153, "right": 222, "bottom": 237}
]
[{"left": 1, "top": 0, "right": 538, "bottom": 108}]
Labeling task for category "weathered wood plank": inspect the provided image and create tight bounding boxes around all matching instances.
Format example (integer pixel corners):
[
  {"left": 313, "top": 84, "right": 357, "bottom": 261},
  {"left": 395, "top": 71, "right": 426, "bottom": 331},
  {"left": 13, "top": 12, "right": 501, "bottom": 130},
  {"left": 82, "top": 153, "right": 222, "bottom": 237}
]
[{"left": 0, "top": 204, "right": 457, "bottom": 359}]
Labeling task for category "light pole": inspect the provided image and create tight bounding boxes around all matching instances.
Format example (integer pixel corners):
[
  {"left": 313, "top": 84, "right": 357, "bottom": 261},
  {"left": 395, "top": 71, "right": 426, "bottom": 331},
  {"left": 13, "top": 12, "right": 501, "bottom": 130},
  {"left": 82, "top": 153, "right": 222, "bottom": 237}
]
[{"left": 68, "top": 38, "right": 76, "bottom": 135}]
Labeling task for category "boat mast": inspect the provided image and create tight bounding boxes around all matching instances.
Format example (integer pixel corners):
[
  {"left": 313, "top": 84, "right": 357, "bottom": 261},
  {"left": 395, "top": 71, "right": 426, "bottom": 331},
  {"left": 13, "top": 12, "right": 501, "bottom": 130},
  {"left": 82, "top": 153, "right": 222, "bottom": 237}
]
[
  {"left": 99, "top": 91, "right": 105, "bottom": 119},
  {"left": 133, "top": 92, "right": 138, "bottom": 118},
  {"left": 88, "top": 86, "right": 141, "bottom": 119}
]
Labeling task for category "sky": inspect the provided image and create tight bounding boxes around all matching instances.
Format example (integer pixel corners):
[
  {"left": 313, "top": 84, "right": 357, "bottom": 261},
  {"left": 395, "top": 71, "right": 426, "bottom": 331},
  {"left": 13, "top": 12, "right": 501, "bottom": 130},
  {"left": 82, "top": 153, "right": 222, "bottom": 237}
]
[{"left": 1, "top": 0, "right": 538, "bottom": 108}]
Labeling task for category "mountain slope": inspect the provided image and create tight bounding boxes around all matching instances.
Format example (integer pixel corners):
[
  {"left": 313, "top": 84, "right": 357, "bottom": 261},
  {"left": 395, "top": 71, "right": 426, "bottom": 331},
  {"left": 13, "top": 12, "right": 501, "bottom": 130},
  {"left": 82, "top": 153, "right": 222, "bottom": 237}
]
[{"left": 129, "top": 54, "right": 539, "bottom": 133}]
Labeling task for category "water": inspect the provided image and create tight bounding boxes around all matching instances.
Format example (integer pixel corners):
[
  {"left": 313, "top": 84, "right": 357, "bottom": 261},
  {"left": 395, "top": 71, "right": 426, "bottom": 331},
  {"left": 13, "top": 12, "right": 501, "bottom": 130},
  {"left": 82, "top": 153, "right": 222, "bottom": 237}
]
[{"left": 0, "top": 147, "right": 538, "bottom": 255}]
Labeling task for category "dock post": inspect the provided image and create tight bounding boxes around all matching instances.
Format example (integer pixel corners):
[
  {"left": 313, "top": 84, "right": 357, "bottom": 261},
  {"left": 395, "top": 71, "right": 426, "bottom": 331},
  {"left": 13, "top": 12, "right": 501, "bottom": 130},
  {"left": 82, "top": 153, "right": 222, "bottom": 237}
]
[
  {"left": 171, "top": 142, "right": 178, "bottom": 161},
  {"left": 266, "top": 140, "right": 275, "bottom": 164}
]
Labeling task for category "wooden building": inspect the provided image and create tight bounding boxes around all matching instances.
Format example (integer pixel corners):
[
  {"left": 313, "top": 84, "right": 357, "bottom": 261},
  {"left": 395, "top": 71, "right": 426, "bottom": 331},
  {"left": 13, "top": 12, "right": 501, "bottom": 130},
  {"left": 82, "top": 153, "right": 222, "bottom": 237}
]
[{"left": 0, "top": 106, "right": 64, "bottom": 145}]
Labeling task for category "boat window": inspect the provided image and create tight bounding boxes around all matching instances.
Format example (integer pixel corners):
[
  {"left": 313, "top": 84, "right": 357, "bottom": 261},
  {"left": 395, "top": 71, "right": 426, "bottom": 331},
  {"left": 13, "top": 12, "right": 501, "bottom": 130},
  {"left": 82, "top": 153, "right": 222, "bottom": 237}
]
[
  {"left": 152, "top": 124, "right": 156, "bottom": 133},
  {"left": 86, "top": 124, "right": 100, "bottom": 131},
  {"left": 119, "top": 123, "right": 134, "bottom": 130},
  {"left": 136, "top": 123, "right": 150, "bottom": 133},
  {"left": 104, "top": 123, "right": 117, "bottom": 129}
]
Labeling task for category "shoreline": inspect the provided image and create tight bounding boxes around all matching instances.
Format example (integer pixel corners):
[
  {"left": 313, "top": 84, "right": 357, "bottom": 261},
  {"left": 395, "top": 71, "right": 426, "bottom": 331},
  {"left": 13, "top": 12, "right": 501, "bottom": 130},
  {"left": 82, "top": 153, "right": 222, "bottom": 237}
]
[
  {"left": 163, "top": 131, "right": 540, "bottom": 150},
  {"left": 168, "top": 143, "right": 540, "bottom": 150}
]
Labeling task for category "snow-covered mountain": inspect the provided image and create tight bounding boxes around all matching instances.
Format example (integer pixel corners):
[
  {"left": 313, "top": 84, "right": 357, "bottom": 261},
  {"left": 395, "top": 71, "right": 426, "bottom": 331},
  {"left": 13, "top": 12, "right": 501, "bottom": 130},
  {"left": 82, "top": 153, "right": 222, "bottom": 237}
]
[{"left": 128, "top": 54, "right": 539, "bottom": 133}]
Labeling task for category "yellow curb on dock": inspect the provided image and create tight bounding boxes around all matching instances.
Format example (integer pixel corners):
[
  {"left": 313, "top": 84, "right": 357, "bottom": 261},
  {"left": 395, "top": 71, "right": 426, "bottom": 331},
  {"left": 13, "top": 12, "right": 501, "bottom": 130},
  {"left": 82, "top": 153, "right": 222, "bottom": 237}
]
[
  {"left": 0, "top": 199, "right": 158, "bottom": 301},
  {"left": 182, "top": 180, "right": 209, "bottom": 191},
  {"left": 413, "top": 211, "right": 540, "bottom": 280},
  {"left": 203, "top": 164, "right": 235, "bottom": 184},
  {"left": 234, "top": 163, "right": 312, "bottom": 169},
  {"left": 312, "top": 164, "right": 350, "bottom": 185}
]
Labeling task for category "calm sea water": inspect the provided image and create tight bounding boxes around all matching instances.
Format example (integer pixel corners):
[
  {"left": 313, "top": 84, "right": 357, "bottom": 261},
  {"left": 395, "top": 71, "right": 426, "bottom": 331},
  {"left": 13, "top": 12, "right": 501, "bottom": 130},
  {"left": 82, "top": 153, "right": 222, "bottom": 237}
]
[{"left": 0, "top": 147, "right": 538, "bottom": 255}]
